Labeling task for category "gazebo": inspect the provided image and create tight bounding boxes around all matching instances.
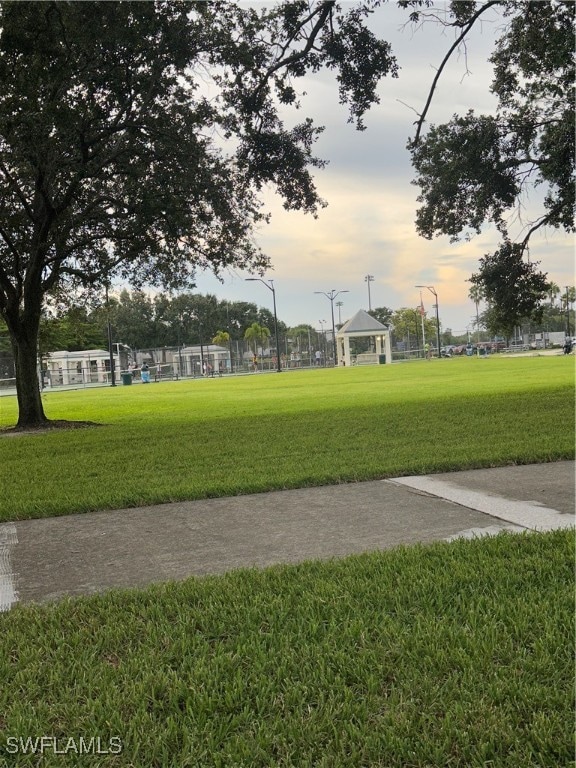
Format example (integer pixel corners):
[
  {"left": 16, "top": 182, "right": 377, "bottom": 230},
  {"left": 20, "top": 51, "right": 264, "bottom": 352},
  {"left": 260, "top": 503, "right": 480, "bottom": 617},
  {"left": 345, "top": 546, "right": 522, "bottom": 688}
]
[{"left": 336, "top": 309, "right": 392, "bottom": 367}]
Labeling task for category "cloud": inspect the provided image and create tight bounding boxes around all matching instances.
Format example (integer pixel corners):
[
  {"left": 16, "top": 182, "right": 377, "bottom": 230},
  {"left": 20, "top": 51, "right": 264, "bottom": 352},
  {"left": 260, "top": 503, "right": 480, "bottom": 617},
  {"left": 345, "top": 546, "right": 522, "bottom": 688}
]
[{"left": 192, "top": 3, "right": 573, "bottom": 336}]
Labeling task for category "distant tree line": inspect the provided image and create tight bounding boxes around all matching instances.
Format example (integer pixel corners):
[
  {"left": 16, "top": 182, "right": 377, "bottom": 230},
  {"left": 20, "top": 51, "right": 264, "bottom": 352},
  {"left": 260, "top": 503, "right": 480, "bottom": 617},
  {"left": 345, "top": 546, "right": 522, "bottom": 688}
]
[
  {"left": 31, "top": 290, "right": 289, "bottom": 357},
  {"left": 0, "top": 288, "right": 572, "bottom": 368},
  {"left": 471, "top": 284, "right": 576, "bottom": 342}
]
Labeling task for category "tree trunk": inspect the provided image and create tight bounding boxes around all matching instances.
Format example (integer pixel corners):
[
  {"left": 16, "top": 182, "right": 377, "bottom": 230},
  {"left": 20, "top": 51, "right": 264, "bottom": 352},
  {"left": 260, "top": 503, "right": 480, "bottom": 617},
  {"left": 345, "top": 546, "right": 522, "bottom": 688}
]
[{"left": 10, "top": 323, "right": 47, "bottom": 428}]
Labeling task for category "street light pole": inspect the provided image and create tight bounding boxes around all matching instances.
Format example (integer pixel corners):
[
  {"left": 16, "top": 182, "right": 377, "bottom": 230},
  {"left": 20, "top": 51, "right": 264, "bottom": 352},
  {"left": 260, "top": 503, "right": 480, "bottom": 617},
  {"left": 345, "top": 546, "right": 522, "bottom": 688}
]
[
  {"left": 418, "top": 292, "right": 426, "bottom": 355},
  {"left": 246, "top": 278, "right": 282, "bottom": 373},
  {"left": 318, "top": 320, "right": 326, "bottom": 364},
  {"left": 198, "top": 319, "right": 204, "bottom": 375},
  {"left": 105, "top": 283, "right": 116, "bottom": 387},
  {"left": 314, "top": 289, "right": 349, "bottom": 365},
  {"left": 364, "top": 275, "right": 374, "bottom": 311},
  {"left": 415, "top": 285, "right": 441, "bottom": 359},
  {"left": 177, "top": 315, "right": 183, "bottom": 377},
  {"left": 189, "top": 311, "right": 204, "bottom": 376}
]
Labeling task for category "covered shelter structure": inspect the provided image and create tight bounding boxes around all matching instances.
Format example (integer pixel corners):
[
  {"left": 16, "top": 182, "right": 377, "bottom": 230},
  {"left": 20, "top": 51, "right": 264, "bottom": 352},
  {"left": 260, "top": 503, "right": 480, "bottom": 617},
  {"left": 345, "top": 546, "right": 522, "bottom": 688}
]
[
  {"left": 336, "top": 309, "right": 392, "bottom": 367},
  {"left": 43, "top": 348, "right": 121, "bottom": 386},
  {"left": 174, "top": 344, "right": 231, "bottom": 377}
]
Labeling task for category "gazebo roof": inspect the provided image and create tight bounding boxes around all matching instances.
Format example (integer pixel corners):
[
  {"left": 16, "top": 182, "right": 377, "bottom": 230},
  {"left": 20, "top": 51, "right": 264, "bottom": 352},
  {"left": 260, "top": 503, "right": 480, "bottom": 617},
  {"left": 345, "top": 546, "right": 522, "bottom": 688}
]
[{"left": 338, "top": 309, "right": 389, "bottom": 335}]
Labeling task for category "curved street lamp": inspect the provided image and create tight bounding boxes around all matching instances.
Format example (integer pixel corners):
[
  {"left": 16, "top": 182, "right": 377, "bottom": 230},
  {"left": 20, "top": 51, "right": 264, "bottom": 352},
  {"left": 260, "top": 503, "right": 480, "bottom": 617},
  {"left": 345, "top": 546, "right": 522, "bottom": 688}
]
[
  {"left": 415, "top": 284, "right": 441, "bottom": 359},
  {"left": 314, "top": 289, "right": 349, "bottom": 365},
  {"left": 245, "top": 278, "right": 282, "bottom": 373}
]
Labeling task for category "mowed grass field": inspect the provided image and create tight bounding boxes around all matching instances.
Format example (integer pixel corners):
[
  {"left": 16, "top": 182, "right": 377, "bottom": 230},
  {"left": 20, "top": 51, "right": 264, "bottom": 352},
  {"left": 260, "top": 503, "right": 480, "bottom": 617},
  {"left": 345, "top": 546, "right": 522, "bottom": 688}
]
[
  {"left": 0, "top": 531, "right": 573, "bottom": 767},
  {"left": 0, "top": 355, "right": 574, "bottom": 521},
  {"left": 0, "top": 356, "right": 574, "bottom": 766}
]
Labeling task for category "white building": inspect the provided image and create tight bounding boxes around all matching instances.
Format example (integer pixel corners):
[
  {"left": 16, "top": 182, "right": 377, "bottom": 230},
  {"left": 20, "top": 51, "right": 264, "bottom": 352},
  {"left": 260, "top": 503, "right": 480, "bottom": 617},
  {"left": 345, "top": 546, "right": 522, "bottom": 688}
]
[
  {"left": 173, "top": 344, "right": 231, "bottom": 376},
  {"left": 43, "top": 349, "right": 120, "bottom": 386}
]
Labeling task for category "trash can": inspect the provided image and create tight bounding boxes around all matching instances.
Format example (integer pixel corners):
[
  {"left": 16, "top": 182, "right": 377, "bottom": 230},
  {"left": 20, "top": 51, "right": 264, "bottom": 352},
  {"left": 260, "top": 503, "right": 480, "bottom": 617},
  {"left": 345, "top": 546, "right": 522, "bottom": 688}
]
[
  {"left": 378, "top": 354, "right": 386, "bottom": 365},
  {"left": 121, "top": 372, "right": 133, "bottom": 386}
]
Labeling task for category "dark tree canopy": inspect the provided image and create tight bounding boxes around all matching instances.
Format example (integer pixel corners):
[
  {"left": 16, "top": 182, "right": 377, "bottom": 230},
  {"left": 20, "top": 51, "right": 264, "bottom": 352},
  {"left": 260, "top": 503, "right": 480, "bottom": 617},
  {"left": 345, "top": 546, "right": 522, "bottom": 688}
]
[
  {"left": 0, "top": 0, "right": 396, "bottom": 426},
  {"left": 408, "top": 0, "right": 574, "bottom": 332},
  {"left": 410, "top": 0, "right": 575, "bottom": 246},
  {"left": 369, "top": 306, "right": 393, "bottom": 327},
  {"left": 470, "top": 242, "right": 550, "bottom": 338}
]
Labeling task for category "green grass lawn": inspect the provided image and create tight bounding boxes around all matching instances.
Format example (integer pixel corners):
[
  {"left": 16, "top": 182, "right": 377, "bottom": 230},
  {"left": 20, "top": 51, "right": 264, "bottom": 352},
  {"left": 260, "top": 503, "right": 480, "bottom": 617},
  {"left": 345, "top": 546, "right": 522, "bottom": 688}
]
[
  {"left": 0, "top": 356, "right": 574, "bottom": 521},
  {"left": 0, "top": 529, "right": 573, "bottom": 767},
  {"left": 1, "top": 356, "right": 573, "bottom": 766}
]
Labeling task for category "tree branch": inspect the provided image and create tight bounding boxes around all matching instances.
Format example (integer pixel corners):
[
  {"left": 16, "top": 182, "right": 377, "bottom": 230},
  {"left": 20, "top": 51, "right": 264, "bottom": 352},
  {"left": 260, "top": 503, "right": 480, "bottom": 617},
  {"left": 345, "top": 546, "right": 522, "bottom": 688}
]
[
  {"left": 411, "top": 0, "right": 503, "bottom": 147},
  {"left": 0, "top": 243, "right": 20, "bottom": 305},
  {"left": 0, "top": 225, "right": 23, "bottom": 268},
  {"left": 520, "top": 205, "right": 564, "bottom": 249},
  {"left": 0, "top": 160, "right": 35, "bottom": 221},
  {"left": 255, "top": 1, "right": 334, "bottom": 94}
]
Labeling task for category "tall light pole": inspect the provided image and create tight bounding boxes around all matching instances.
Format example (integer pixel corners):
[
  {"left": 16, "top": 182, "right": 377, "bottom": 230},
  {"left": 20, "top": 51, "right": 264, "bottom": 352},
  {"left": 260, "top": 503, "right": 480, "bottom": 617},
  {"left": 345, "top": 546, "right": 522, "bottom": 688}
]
[
  {"left": 364, "top": 274, "right": 374, "bottom": 311},
  {"left": 246, "top": 278, "right": 282, "bottom": 373},
  {"left": 418, "top": 291, "right": 426, "bottom": 356},
  {"left": 314, "top": 289, "right": 349, "bottom": 365},
  {"left": 105, "top": 283, "right": 116, "bottom": 387},
  {"left": 565, "top": 286, "right": 571, "bottom": 337},
  {"left": 415, "top": 285, "right": 441, "bottom": 359},
  {"left": 177, "top": 314, "right": 184, "bottom": 377},
  {"left": 224, "top": 302, "right": 234, "bottom": 374},
  {"left": 335, "top": 300, "right": 344, "bottom": 325},
  {"left": 198, "top": 317, "right": 204, "bottom": 375},
  {"left": 318, "top": 320, "right": 326, "bottom": 364}
]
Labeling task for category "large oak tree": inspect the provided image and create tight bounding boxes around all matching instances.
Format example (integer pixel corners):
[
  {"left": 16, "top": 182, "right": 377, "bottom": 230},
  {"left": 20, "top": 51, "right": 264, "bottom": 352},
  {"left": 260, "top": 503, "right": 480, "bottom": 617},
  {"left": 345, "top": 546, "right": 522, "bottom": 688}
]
[
  {"left": 408, "top": 0, "right": 575, "bottom": 327},
  {"left": 0, "top": 0, "right": 396, "bottom": 427}
]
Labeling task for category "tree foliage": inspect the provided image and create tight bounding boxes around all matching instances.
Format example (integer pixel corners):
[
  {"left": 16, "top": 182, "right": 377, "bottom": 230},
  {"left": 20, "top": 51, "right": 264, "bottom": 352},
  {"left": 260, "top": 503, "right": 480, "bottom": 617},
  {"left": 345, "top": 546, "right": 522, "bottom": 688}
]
[
  {"left": 111, "top": 291, "right": 285, "bottom": 349},
  {"left": 409, "top": 1, "right": 574, "bottom": 325},
  {"left": 369, "top": 306, "right": 393, "bottom": 327},
  {"left": 470, "top": 242, "right": 550, "bottom": 338},
  {"left": 38, "top": 306, "right": 107, "bottom": 357},
  {"left": 0, "top": 0, "right": 396, "bottom": 426},
  {"left": 390, "top": 306, "right": 436, "bottom": 346},
  {"left": 212, "top": 330, "right": 230, "bottom": 347},
  {"left": 410, "top": 0, "right": 574, "bottom": 245},
  {"left": 244, "top": 322, "right": 271, "bottom": 354}
]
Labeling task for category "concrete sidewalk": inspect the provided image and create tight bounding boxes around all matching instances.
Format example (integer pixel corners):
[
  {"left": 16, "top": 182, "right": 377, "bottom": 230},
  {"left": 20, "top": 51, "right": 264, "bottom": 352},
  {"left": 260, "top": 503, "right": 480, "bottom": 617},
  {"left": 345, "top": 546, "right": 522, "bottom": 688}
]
[{"left": 1, "top": 461, "right": 574, "bottom": 611}]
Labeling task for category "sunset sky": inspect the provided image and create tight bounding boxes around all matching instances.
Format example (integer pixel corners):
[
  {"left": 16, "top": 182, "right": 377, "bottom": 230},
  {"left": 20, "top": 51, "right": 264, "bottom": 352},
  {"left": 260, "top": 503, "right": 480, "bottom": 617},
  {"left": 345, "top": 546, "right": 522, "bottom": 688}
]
[{"left": 191, "top": 2, "right": 573, "bottom": 335}]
